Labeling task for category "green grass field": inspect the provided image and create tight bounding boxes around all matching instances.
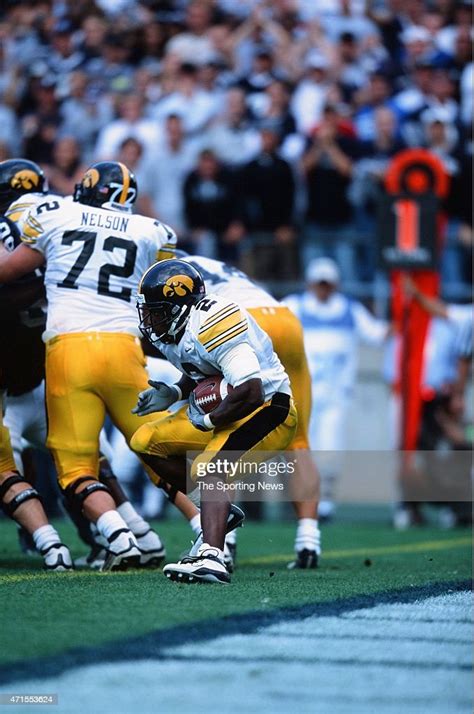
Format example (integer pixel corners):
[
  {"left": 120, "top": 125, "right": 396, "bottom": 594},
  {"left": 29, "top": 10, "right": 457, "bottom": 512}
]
[{"left": 0, "top": 510, "right": 471, "bottom": 672}]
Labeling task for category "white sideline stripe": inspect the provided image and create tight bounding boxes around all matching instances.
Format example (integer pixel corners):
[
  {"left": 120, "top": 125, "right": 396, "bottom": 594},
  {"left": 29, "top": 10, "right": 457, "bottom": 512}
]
[{"left": 0, "top": 591, "right": 471, "bottom": 714}]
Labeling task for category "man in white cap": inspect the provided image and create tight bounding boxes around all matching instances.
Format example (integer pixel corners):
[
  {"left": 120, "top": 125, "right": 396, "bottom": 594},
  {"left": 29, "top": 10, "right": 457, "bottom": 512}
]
[
  {"left": 284, "top": 257, "right": 389, "bottom": 519},
  {"left": 291, "top": 50, "right": 331, "bottom": 135}
]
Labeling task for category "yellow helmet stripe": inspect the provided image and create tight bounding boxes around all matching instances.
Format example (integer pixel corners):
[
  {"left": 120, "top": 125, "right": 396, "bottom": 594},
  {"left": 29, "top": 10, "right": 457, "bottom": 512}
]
[{"left": 118, "top": 162, "right": 130, "bottom": 204}]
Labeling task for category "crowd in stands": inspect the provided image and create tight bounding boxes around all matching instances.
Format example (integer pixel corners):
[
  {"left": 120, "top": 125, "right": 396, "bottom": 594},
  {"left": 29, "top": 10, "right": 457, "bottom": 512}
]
[{"left": 0, "top": 0, "right": 472, "bottom": 289}]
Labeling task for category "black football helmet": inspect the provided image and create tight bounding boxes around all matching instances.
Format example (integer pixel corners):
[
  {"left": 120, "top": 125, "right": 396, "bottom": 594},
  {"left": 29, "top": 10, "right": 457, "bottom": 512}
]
[
  {"left": 0, "top": 159, "right": 46, "bottom": 213},
  {"left": 73, "top": 161, "right": 137, "bottom": 209},
  {"left": 137, "top": 259, "right": 206, "bottom": 344}
]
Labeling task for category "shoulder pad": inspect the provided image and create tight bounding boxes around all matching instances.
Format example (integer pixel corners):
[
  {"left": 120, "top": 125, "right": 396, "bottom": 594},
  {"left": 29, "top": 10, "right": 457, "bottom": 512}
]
[{"left": 197, "top": 298, "right": 247, "bottom": 353}]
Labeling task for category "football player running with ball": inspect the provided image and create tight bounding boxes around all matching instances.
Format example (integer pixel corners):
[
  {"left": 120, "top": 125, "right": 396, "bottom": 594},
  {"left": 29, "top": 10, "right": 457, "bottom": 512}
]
[
  {"left": 0, "top": 161, "right": 176, "bottom": 571},
  {"left": 131, "top": 259, "right": 297, "bottom": 584},
  {"left": 178, "top": 253, "right": 321, "bottom": 569}
]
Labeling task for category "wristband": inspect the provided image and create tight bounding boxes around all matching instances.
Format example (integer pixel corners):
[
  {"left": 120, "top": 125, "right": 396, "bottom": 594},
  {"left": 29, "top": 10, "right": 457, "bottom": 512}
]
[
  {"left": 203, "top": 413, "right": 214, "bottom": 430},
  {"left": 172, "top": 384, "right": 183, "bottom": 401}
]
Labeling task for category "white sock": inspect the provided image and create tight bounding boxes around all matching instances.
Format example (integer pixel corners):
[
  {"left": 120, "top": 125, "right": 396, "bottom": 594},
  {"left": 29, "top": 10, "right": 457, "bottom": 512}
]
[
  {"left": 33, "top": 525, "right": 60, "bottom": 552},
  {"left": 96, "top": 510, "right": 129, "bottom": 542},
  {"left": 225, "top": 528, "right": 237, "bottom": 545},
  {"left": 295, "top": 518, "right": 321, "bottom": 554},
  {"left": 187, "top": 487, "right": 201, "bottom": 508},
  {"left": 189, "top": 513, "right": 201, "bottom": 535},
  {"left": 117, "top": 502, "right": 149, "bottom": 536}
]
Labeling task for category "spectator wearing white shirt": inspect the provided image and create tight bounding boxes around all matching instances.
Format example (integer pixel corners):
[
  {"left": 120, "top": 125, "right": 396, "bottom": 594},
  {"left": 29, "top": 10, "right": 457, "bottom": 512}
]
[
  {"left": 206, "top": 87, "right": 260, "bottom": 167},
  {"left": 115, "top": 137, "right": 155, "bottom": 218},
  {"left": 291, "top": 51, "right": 331, "bottom": 135},
  {"left": 426, "top": 70, "right": 459, "bottom": 125},
  {"left": 285, "top": 258, "right": 389, "bottom": 519},
  {"left": 94, "top": 93, "right": 162, "bottom": 160},
  {"left": 151, "top": 62, "right": 220, "bottom": 136},
  {"left": 353, "top": 72, "right": 399, "bottom": 142},
  {"left": 60, "top": 71, "right": 113, "bottom": 158},
  {"left": 165, "top": 1, "right": 214, "bottom": 65},
  {"left": 141, "top": 114, "right": 202, "bottom": 236}
]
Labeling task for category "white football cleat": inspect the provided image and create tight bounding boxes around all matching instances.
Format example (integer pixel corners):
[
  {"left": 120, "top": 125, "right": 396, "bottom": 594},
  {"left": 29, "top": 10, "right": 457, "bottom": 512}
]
[
  {"left": 101, "top": 529, "right": 141, "bottom": 572},
  {"left": 163, "top": 544, "right": 230, "bottom": 584},
  {"left": 135, "top": 528, "right": 166, "bottom": 568},
  {"left": 42, "top": 543, "right": 74, "bottom": 572}
]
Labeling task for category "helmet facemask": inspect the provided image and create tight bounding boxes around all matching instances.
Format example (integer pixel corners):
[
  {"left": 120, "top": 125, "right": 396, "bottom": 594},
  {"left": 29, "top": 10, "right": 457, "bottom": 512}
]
[{"left": 137, "top": 297, "right": 192, "bottom": 345}]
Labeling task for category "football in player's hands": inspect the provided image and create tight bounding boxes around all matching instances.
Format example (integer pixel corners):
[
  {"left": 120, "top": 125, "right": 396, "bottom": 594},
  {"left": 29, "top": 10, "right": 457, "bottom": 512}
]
[{"left": 192, "top": 376, "right": 234, "bottom": 415}]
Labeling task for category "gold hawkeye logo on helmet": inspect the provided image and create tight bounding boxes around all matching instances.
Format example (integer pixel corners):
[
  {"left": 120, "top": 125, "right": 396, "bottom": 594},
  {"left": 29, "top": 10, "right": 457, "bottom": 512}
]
[
  {"left": 82, "top": 168, "right": 100, "bottom": 189},
  {"left": 163, "top": 275, "right": 194, "bottom": 297},
  {"left": 11, "top": 170, "right": 40, "bottom": 190}
]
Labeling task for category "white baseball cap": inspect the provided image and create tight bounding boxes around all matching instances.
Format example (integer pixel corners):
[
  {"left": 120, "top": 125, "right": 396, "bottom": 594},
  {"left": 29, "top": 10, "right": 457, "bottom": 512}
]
[
  {"left": 305, "top": 257, "right": 340, "bottom": 284},
  {"left": 401, "top": 26, "right": 431, "bottom": 45},
  {"left": 305, "top": 50, "right": 330, "bottom": 70}
]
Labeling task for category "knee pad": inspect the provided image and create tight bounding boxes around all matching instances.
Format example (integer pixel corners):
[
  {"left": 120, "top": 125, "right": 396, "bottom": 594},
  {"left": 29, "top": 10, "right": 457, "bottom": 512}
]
[
  {"left": 0, "top": 473, "right": 43, "bottom": 519},
  {"left": 63, "top": 477, "right": 111, "bottom": 516}
]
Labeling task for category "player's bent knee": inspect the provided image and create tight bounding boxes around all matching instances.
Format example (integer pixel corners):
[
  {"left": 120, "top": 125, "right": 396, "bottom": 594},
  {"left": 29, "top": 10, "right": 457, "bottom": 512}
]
[
  {"left": 289, "top": 435, "right": 310, "bottom": 451},
  {"left": 130, "top": 423, "right": 159, "bottom": 456},
  {"left": 62, "top": 476, "right": 112, "bottom": 516},
  {"left": 0, "top": 473, "right": 43, "bottom": 519}
]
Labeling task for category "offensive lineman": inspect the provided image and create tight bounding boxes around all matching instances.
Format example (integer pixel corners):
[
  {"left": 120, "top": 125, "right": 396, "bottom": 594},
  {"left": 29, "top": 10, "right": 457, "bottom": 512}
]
[
  {"left": 0, "top": 159, "right": 72, "bottom": 570},
  {"left": 0, "top": 161, "right": 175, "bottom": 571},
  {"left": 131, "top": 259, "right": 298, "bottom": 584},
  {"left": 2, "top": 159, "right": 167, "bottom": 568}
]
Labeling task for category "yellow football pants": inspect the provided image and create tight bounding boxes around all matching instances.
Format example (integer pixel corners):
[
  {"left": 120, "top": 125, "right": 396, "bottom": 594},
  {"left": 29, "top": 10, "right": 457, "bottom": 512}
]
[
  {"left": 0, "top": 393, "right": 16, "bottom": 474},
  {"left": 248, "top": 307, "right": 311, "bottom": 450},
  {"left": 131, "top": 393, "right": 297, "bottom": 482},
  {"left": 45, "top": 332, "right": 152, "bottom": 489}
]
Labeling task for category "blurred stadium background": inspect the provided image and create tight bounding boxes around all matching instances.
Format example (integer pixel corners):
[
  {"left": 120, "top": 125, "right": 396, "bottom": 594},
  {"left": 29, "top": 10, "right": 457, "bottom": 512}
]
[
  {"left": 1, "top": 0, "right": 472, "bottom": 519},
  {"left": 0, "top": 2, "right": 472, "bottom": 712}
]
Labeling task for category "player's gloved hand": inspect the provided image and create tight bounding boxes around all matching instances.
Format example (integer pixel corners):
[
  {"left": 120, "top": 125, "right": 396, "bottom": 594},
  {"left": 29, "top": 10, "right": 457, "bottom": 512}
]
[
  {"left": 132, "top": 380, "right": 181, "bottom": 416},
  {"left": 187, "top": 392, "right": 214, "bottom": 432}
]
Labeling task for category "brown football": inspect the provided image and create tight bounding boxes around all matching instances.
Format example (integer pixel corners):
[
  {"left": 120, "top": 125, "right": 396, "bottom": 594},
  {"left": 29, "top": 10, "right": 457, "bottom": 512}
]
[{"left": 192, "top": 376, "right": 234, "bottom": 414}]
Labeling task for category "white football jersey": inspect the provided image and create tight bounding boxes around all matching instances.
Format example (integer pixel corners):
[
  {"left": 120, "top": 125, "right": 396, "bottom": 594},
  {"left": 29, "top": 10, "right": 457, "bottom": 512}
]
[
  {"left": 20, "top": 196, "right": 176, "bottom": 336},
  {"left": 182, "top": 255, "right": 279, "bottom": 309},
  {"left": 158, "top": 293, "right": 291, "bottom": 400},
  {"left": 6, "top": 192, "right": 66, "bottom": 234}
]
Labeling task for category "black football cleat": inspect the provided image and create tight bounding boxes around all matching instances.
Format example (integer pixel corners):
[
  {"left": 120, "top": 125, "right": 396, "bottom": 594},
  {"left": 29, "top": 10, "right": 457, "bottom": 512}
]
[
  {"left": 227, "top": 504, "right": 245, "bottom": 533},
  {"left": 101, "top": 529, "right": 142, "bottom": 572},
  {"left": 287, "top": 548, "right": 319, "bottom": 570}
]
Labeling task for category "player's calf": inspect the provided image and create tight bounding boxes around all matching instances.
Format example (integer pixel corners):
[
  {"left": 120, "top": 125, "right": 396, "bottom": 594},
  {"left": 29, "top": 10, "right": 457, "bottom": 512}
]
[
  {"left": 0, "top": 472, "right": 73, "bottom": 571},
  {"left": 63, "top": 477, "right": 141, "bottom": 572},
  {"left": 100, "top": 467, "right": 166, "bottom": 568}
]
